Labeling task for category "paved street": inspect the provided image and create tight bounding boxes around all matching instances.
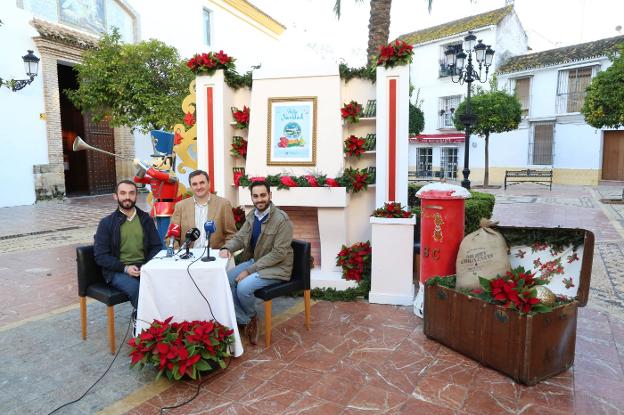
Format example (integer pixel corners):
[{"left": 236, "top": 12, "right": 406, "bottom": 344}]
[{"left": 0, "top": 185, "right": 623, "bottom": 414}]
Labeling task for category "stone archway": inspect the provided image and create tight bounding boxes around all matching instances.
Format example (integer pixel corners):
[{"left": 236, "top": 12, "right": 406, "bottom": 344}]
[{"left": 31, "top": 19, "right": 135, "bottom": 199}]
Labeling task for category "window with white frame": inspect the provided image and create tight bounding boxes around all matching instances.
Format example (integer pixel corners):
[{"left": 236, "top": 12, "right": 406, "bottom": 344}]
[
  {"left": 203, "top": 8, "right": 213, "bottom": 46},
  {"left": 438, "top": 95, "right": 461, "bottom": 129},
  {"left": 439, "top": 42, "right": 462, "bottom": 77},
  {"left": 529, "top": 122, "right": 555, "bottom": 165},
  {"left": 556, "top": 66, "right": 597, "bottom": 113},
  {"left": 513, "top": 77, "right": 531, "bottom": 117},
  {"left": 416, "top": 147, "right": 433, "bottom": 178},
  {"left": 440, "top": 147, "right": 458, "bottom": 179}
]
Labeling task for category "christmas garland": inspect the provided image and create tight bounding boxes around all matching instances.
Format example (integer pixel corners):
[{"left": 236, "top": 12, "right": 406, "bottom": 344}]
[
  {"left": 187, "top": 51, "right": 252, "bottom": 90},
  {"left": 376, "top": 40, "right": 414, "bottom": 68},
  {"left": 234, "top": 169, "right": 374, "bottom": 194},
  {"left": 339, "top": 63, "right": 376, "bottom": 83}
]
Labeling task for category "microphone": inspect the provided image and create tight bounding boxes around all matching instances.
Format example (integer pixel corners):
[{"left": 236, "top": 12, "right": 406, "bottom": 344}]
[
  {"left": 166, "top": 223, "right": 181, "bottom": 257},
  {"left": 179, "top": 227, "right": 200, "bottom": 259},
  {"left": 201, "top": 220, "right": 217, "bottom": 262}
]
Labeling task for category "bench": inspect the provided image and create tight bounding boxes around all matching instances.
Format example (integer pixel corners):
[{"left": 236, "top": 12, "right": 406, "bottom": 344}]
[{"left": 504, "top": 169, "right": 552, "bottom": 190}]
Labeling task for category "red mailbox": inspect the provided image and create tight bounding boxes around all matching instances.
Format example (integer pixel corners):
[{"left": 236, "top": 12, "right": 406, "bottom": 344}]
[{"left": 413, "top": 182, "right": 471, "bottom": 317}]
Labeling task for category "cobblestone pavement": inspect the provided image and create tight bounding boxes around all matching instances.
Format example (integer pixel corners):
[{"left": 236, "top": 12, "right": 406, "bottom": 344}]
[{"left": 0, "top": 186, "right": 623, "bottom": 414}]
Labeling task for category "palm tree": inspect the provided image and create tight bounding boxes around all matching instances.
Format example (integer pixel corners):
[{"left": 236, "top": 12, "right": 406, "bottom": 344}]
[{"left": 334, "top": 0, "right": 433, "bottom": 65}]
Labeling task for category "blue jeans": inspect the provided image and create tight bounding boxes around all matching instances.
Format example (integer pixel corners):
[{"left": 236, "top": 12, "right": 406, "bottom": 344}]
[
  {"left": 110, "top": 272, "right": 140, "bottom": 309},
  {"left": 227, "top": 259, "right": 279, "bottom": 325}
]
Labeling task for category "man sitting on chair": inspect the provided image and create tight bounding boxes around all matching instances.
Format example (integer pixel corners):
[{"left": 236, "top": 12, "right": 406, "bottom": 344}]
[
  {"left": 171, "top": 170, "right": 237, "bottom": 250},
  {"left": 94, "top": 180, "right": 162, "bottom": 309},
  {"left": 219, "top": 180, "right": 293, "bottom": 345}
]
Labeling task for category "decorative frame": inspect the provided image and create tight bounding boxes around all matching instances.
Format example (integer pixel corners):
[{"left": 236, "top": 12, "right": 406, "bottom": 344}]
[{"left": 267, "top": 97, "right": 317, "bottom": 166}]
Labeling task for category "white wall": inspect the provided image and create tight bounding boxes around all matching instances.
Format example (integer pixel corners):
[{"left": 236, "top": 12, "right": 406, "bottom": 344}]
[
  {"left": 0, "top": 4, "right": 48, "bottom": 207},
  {"left": 129, "top": 0, "right": 280, "bottom": 72}
]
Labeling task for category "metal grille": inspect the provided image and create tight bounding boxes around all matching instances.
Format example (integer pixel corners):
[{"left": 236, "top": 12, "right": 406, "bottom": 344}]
[
  {"left": 556, "top": 66, "right": 596, "bottom": 113},
  {"left": 440, "top": 147, "right": 458, "bottom": 179},
  {"left": 439, "top": 43, "right": 462, "bottom": 77},
  {"left": 528, "top": 122, "right": 555, "bottom": 165},
  {"left": 438, "top": 95, "right": 461, "bottom": 128},
  {"left": 416, "top": 147, "right": 433, "bottom": 178}
]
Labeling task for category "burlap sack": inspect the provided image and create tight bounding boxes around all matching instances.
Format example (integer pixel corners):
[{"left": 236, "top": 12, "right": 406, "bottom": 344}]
[{"left": 456, "top": 219, "right": 511, "bottom": 289}]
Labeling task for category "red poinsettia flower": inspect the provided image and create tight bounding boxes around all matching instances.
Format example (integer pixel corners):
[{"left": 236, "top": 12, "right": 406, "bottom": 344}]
[
  {"left": 305, "top": 175, "right": 319, "bottom": 187},
  {"left": 233, "top": 171, "right": 244, "bottom": 186},
  {"left": 184, "top": 112, "right": 195, "bottom": 127},
  {"left": 250, "top": 176, "right": 265, "bottom": 182},
  {"left": 215, "top": 50, "right": 231, "bottom": 65},
  {"left": 280, "top": 176, "right": 298, "bottom": 188},
  {"left": 325, "top": 178, "right": 340, "bottom": 187}
]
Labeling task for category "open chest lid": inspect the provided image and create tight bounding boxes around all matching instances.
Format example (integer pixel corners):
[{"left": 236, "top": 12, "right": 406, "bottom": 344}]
[{"left": 495, "top": 225, "right": 594, "bottom": 308}]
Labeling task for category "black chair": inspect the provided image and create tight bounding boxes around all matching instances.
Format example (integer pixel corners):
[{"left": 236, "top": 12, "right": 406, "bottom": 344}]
[
  {"left": 76, "top": 245, "right": 129, "bottom": 354},
  {"left": 254, "top": 240, "right": 311, "bottom": 347}
]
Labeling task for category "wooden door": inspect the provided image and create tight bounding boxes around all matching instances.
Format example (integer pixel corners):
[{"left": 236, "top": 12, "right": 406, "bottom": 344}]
[
  {"left": 83, "top": 113, "right": 117, "bottom": 194},
  {"left": 602, "top": 131, "right": 624, "bottom": 181}
]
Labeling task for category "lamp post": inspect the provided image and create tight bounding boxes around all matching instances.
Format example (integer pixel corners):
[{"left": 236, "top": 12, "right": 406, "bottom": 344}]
[
  {"left": 444, "top": 32, "right": 494, "bottom": 189},
  {"left": 0, "top": 50, "right": 40, "bottom": 92}
]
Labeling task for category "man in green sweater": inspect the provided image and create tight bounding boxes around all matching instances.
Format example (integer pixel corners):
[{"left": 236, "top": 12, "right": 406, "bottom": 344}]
[{"left": 219, "top": 181, "right": 293, "bottom": 345}]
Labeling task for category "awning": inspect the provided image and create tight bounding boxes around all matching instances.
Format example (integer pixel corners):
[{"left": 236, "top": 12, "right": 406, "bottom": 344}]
[{"left": 409, "top": 133, "right": 465, "bottom": 143}]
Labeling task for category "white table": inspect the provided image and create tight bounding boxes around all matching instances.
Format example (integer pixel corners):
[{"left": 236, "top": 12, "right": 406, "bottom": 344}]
[{"left": 136, "top": 249, "right": 243, "bottom": 357}]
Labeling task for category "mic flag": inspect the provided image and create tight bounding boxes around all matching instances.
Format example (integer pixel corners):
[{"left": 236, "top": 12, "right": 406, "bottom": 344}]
[
  {"left": 204, "top": 220, "right": 216, "bottom": 236},
  {"left": 185, "top": 227, "right": 201, "bottom": 243},
  {"left": 166, "top": 223, "right": 181, "bottom": 238}
]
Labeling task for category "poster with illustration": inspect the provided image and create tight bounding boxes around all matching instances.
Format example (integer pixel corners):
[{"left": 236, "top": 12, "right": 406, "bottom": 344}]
[
  {"left": 60, "top": 0, "right": 106, "bottom": 33},
  {"left": 267, "top": 97, "right": 316, "bottom": 166}
]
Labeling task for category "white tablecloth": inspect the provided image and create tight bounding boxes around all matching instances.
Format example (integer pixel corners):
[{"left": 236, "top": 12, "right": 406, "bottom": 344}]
[{"left": 136, "top": 249, "right": 243, "bottom": 357}]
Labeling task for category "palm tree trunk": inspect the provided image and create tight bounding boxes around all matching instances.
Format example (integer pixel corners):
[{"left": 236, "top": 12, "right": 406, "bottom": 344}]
[
  {"left": 484, "top": 133, "right": 489, "bottom": 187},
  {"left": 367, "top": 0, "right": 392, "bottom": 65}
]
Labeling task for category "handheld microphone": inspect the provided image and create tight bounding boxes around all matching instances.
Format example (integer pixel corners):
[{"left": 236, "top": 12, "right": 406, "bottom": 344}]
[
  {"left": 179, "top": 227, "right": 200, "bottom": 259},
  {"left": 201, "top": 220, "right": 217, "bottom": 262},
  {"left": 166, "top": 223, "right": 181, "bottom": 257}
]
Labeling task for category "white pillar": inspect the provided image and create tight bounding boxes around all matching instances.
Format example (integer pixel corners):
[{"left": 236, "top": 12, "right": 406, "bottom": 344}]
[
  {"left": 375, "top": 65, "right": 410, "bottom": 208},
  {"left": 195, "top": 70, "right": 227, "bottom": 197}
]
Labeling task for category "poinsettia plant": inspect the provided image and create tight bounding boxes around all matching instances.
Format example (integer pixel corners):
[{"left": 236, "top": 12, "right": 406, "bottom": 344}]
[
  {"left": 337, "top": 167, "right": 373, "bottom": 193},
  {"left": 231, "top": 106, "right": 250, "bottom": 129},
  {"left": 129, "top": 317, "right": 234, "bottom": 381},
  {"left": 344, "top": 135, "right": 367, "bottom": 158},
  {"left": 232, "top": 206, "right": 246, "bottom": 230},
  {"left": 336, "top": 241, "right": 372, "bottom": 281},
  {"left": 341, "top": 100, "right": 363, "bottom": 123},
  {"left": 186, "top": 51, "right": 235, "bottom": 75},
  {"left": 230, "top": 136, "right": 247, "bottom": 158},
  {"left": 372, "top": 202, "right": 413, "bottom": 218},
  {"left": 376, "top": 40, "right": 414, "bottom": 68}
]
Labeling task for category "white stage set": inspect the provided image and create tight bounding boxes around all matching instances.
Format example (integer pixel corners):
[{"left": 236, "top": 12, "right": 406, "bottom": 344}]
[{"left": 191, "top": 55, "right": 415, "bottom": 304}]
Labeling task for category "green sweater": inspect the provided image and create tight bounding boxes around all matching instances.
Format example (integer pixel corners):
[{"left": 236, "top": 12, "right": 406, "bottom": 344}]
[{"left": 119, "top": 216, "right": 145, "bottom": 265}]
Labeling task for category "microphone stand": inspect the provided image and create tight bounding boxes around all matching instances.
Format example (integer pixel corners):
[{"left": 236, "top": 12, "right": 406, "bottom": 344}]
[
  {"left": 201, "top": 233, "right": 216, "bottom": 262},
  {"left": 179, "top": 240, "right": 193, "bottom": 259}
]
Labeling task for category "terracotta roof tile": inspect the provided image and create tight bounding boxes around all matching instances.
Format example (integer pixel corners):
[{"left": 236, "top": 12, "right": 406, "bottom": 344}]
[
  {"left": 31, "top": 18, "right": 99, "bottom": 49},
  {"left": 497, "top": 35, "right": 624, "bottom": 74},
  {"left": 397, "top": 5, "right": 513, "bottom": 45}
]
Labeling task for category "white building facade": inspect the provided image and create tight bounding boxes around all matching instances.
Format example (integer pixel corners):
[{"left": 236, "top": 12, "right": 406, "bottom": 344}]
[
  {"left": 0, "top": 0, "right": 284, "bottom": 207},
  {"left": 401, "top": 5, "right": 528, "bottom": 182},
  {"left": 488, "top": 35, "right": 624, "bottom": 185}
]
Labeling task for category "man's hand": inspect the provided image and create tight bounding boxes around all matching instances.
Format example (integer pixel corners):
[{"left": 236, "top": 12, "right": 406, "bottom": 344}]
[
  {"left": 126, "top": 265, "right": 141, "bottom": 277},
  {"left": 235, "top": 270, "right": 250, "bottom": 282},
  {"left": 219, "top": 249, "right": 231, "bottom": 259}
]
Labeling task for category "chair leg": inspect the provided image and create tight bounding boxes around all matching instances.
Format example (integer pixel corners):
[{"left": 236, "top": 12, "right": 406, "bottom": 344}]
[
  {"left": 264, "top": 300, "right": 272, "bottom": 347},
  {"left": 304, "top": 289, "right": 311, "bottom": 330},
  {"left": 79, "top": 296, "right": 87, "bottom": 340},
  {"left": 107, "top": 306, "right": 116, "bottom": 355}
]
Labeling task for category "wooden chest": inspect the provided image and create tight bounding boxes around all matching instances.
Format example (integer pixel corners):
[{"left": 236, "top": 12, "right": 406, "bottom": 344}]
[{"left": 423, "top": 227, "right": 594, "bottom": 385}]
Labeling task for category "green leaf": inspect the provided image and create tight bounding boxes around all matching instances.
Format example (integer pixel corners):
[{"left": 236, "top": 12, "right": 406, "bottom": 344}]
[
  {"left": 478, "top": 277, "right": 491, "bottom": 291},
  {"left": 531, "top": 303, "right": 553, "bottom": 314}
]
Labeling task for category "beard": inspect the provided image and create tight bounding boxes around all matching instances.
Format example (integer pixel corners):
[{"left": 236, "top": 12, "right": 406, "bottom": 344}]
[
  {"left": 117, "top": 198, "right": 136, "bottom": 210},
  {"left": 253, "top": 200, "right": 269, "bottom": 212}
]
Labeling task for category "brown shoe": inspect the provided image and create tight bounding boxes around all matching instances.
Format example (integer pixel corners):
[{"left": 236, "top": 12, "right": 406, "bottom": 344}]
[{"left": 245, "top": 315, "right": 258, "bottom": 346}]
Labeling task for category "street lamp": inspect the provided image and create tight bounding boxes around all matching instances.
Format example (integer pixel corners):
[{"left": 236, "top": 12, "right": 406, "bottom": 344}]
[
  {"left": 444, "top": 32, "right": 494, "bottom": 189},
  {"left": 0, "top": 50, "right": 40, "bottom": 92}
]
